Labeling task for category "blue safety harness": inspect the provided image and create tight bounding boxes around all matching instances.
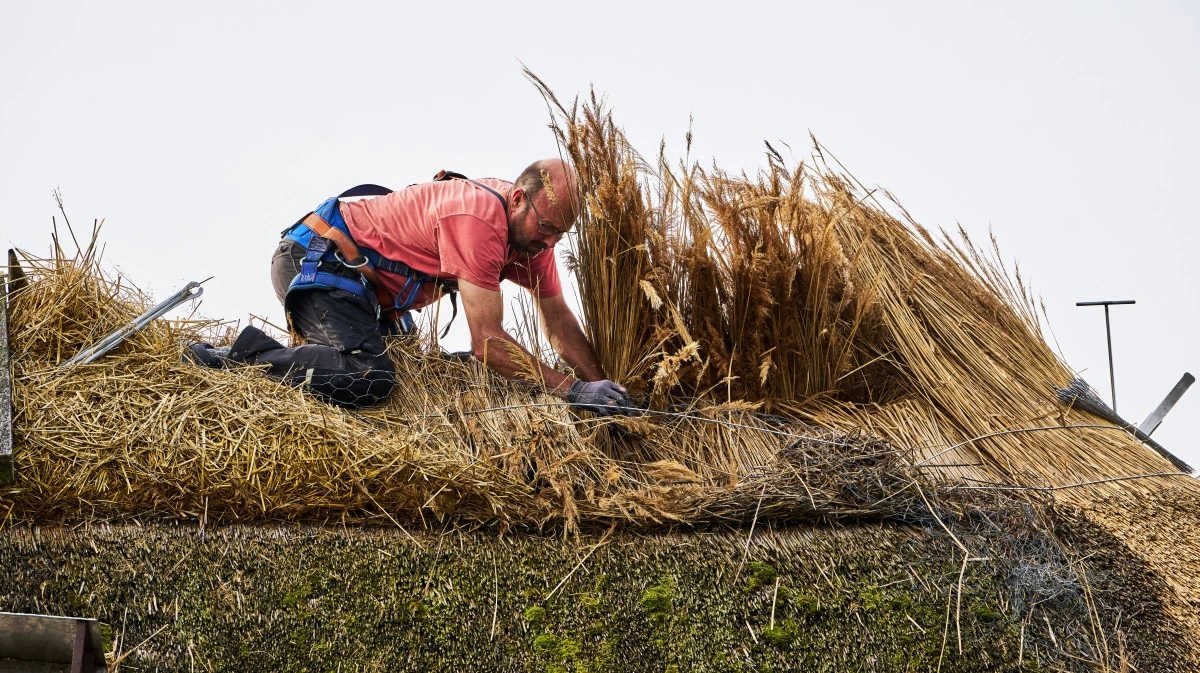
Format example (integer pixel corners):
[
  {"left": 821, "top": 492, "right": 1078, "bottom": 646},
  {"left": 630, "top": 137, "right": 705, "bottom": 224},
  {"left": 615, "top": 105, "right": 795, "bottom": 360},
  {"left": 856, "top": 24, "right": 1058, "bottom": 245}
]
[{"left": 281, "top": 171, "right": 508, "bottom": 336}]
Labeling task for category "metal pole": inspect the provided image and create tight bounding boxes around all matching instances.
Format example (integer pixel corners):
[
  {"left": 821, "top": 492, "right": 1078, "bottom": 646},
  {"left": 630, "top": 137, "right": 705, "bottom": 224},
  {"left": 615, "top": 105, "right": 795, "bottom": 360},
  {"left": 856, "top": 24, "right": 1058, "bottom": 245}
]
[
  {"left": 1077, "top": 299, "right": 1135, "bottom": 414},
  {"left": 1104, "top": 304, "right": 1115, "bottom": 411}
]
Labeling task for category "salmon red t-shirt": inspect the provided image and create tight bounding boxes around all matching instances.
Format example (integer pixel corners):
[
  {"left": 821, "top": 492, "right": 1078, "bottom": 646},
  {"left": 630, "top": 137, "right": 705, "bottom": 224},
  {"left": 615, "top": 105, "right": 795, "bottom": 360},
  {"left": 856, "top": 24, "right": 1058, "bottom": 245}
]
[{"left": 338, "top": 178, "right": 562, "bottom": 310}]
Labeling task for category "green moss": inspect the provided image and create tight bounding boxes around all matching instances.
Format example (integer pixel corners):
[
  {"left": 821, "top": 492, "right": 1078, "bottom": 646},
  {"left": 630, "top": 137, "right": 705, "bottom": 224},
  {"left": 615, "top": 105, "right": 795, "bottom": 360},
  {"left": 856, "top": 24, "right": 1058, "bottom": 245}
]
[
  {"left": 533, "top": 633, "right": 582, "bottom": 673},
  {"left": 533, "top": 633, "right": 560, "bottom": 656},
  {"left": 971, "top": 602, "right": 1002, "bottom": 623},
  {"left": 792, "top": 593, "right": 820, "bottom": 616},
  {"left": 0, "top": 523, "right": 1164, "bottom": 672},
  {"left": 407, "top": 598, "right": 427, "bottom": 619},
  {"left": 280, "top": 579, "right": 312, "bottom": 609},
  {"left": 639, "top": 577, "right": 674, "bottom": 622},
  {"left": 858, "top": 586, "right": 884, "bottom": 611},
  {"left": 760, "top": 619, "right": 798, "bottom": 649},
  {"left": 579, "top": 591, "right": 602, "bottom": 611},
  {"left": 746, "top": 561, "right": 777, "bottom": 592},
  {"left": 557, "top": 637, "right": 581, "bottom": 660},
  {"left": 98, "top": 622, "right": 114, "bottom": 653}
]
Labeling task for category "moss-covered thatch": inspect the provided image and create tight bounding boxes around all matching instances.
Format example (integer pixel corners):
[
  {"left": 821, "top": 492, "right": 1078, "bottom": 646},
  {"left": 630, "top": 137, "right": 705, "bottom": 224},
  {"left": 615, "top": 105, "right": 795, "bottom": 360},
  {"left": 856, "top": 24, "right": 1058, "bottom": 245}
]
[{"left": 1, "top": 515, "right": 1190, "bottom": 672}]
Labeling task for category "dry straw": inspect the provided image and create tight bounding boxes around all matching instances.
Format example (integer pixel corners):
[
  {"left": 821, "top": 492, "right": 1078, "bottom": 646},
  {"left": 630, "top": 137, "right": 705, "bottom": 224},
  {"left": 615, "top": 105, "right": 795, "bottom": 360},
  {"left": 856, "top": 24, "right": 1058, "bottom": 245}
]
[
  {"left": 2, "top": 232, "right": 939, "bottom": 533},
  {"left": 2, "top": 80, "right": 1193, "bottom": 536}
]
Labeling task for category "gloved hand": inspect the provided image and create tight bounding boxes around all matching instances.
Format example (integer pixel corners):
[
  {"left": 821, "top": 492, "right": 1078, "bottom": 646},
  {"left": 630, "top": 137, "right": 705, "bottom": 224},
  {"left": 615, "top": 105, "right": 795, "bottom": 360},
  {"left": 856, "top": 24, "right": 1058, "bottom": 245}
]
[{"left": 566, "top": 379, "right": 634, "bottom": 416}]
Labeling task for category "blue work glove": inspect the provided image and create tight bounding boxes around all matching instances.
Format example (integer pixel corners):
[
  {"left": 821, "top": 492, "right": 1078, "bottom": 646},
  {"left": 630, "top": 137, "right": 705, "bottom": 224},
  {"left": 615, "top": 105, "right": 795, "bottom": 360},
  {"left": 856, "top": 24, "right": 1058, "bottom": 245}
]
[{"left": 566, "top": 380, "right": 634, "bottom": 416}]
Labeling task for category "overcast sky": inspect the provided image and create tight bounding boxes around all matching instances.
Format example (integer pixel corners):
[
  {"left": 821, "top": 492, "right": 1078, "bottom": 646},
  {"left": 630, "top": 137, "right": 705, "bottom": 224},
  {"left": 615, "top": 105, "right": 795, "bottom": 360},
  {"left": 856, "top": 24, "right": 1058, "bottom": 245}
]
[{"left": 2, "top": 1, "right": 1197, "bottom": 469}]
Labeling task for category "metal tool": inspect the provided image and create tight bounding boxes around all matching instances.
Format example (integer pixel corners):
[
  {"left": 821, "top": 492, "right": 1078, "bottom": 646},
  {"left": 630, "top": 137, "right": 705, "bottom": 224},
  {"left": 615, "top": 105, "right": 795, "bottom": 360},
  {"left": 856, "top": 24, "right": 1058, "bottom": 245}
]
[
  {"left": 1139, "top": 373, "right": 1195, "bottom": 437},
  {"left": 1076, "top": 299, "right": 1135, "bottom": 412},
  {"left": 59, "top": 281, "right": 204, "bottom": 367},
  {"left": 1055, "top": 377, "right": 1192, "bottom": 472}
]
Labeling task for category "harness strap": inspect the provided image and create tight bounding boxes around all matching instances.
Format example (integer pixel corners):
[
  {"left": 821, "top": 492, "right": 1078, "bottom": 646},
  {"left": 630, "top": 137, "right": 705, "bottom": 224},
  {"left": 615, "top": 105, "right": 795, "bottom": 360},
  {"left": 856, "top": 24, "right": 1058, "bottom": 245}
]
[
  {"left": 289, "top": 269, "right": 372, "bottom": 299},
  {"left": 337, "top": 184, "right": 393, "bottom": 199},
  {"left": 433, "top": 170, "right": 509, "bottom": 215},
  {"left": 299, "top": 211, "right": 396, "bottom": 312}
]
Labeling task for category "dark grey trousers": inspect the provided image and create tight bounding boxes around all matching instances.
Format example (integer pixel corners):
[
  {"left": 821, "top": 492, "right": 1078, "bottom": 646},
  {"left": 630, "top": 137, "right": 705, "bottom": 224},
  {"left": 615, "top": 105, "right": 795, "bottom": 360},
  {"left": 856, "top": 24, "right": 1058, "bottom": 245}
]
[{"left": 227, "top": 239, "right": 396, "bottom": 408}]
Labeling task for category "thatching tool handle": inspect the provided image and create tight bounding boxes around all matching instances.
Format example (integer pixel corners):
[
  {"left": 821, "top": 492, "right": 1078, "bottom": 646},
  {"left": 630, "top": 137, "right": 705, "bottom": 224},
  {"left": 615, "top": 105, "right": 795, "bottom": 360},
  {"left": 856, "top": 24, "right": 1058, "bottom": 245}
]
[
  {"left": 1139, "top": 372, "right": 1194, "bottom": 437},
  {"left": 59, "top": 281, "right": 205, "bottom": 368},
  {"left": 1076, "top": 299, "right": 1135, "bottom": 412}
]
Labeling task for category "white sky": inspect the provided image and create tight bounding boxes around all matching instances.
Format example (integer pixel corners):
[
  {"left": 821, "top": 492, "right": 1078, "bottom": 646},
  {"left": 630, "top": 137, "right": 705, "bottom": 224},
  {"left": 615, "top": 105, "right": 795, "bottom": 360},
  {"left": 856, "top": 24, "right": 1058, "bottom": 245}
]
[{"left": 2, "top": 1, "right": 1197, "bottom": 469}]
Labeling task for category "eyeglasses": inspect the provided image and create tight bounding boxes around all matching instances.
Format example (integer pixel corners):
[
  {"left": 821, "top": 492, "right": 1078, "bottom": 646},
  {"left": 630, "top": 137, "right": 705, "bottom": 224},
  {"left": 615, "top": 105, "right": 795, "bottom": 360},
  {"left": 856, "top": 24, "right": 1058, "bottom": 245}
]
[{"left": 527, "top": 196, "right": 572, "bottom": 239}]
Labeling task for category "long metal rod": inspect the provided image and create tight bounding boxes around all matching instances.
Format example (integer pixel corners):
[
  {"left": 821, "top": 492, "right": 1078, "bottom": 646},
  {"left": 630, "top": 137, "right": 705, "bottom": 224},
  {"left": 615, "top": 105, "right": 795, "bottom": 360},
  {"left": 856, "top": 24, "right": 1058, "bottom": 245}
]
[
  {"left": 1104, "top": 304, "right": 1116, "bottom": 410},
  {"left": 60, "top": 281, "right": 204, "bottom": 367},
  {"left": 0, "top": 284, "right": 12, "bottom": 485}
]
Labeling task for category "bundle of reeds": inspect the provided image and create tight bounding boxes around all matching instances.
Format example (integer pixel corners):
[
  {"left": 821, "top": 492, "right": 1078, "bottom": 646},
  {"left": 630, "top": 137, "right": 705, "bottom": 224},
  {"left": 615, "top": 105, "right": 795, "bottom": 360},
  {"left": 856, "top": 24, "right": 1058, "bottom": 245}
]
[{"left": 528, "top": 73, "right": 1193, "bottom": 505}]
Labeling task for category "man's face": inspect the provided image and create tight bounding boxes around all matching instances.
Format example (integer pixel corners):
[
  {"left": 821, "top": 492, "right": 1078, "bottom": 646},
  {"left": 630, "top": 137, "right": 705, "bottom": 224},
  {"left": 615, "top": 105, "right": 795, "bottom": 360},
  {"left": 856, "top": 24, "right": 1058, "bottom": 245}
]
[{"left": 509, "top": 190, "right": 573, "bottom": 257}]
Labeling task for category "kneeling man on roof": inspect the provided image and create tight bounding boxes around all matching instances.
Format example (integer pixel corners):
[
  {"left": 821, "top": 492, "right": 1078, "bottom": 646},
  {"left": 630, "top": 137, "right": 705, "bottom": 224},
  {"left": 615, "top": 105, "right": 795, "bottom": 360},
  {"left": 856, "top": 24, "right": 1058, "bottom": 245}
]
[{"left": 189, "top": 158, "right": 633, "bottom": 415}]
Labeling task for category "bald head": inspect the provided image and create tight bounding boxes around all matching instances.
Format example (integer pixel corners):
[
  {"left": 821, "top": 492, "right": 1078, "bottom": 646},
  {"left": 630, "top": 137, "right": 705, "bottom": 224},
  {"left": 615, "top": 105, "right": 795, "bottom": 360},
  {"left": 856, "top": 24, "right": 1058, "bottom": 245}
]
[{"left": 512, "top": 158, "right": 580, "bottom": 225}]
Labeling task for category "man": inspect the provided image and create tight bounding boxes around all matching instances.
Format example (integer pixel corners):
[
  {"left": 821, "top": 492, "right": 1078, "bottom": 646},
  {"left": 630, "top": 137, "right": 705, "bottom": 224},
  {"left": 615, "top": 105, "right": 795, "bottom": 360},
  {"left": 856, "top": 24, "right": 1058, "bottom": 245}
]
[{"left": 190, "top": 158, "right": 633, "bottom": 414}]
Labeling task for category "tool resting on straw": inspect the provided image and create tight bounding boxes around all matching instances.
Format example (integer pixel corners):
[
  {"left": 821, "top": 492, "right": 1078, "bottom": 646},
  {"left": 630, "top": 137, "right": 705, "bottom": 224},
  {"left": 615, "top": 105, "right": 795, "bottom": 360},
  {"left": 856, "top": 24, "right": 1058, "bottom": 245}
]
[
  {"left": 59, "top": 281, "right": 205, "bottom": 367},
  {"left": 1055, "top": 377, "right": 1192, "bottom": 472}
]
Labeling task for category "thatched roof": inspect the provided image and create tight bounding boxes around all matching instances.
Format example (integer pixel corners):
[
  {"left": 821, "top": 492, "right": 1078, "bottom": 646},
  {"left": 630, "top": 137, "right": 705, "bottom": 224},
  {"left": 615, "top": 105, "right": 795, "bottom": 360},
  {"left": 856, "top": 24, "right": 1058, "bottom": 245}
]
[{"left": 3, "top": 81, "right": 1199, "bottom": 667}]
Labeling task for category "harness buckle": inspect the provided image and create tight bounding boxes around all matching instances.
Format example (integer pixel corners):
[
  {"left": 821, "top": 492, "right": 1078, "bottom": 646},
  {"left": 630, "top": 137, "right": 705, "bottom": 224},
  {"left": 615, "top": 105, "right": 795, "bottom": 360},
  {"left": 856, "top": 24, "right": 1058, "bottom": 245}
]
[{"left": 334, "top": 250, "right": 370, "bottom": 269}]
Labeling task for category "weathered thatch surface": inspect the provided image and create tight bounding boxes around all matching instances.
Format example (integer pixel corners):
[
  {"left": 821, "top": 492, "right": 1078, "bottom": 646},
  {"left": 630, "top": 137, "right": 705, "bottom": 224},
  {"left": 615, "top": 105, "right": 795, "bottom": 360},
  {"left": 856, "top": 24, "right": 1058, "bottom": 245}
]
[
  {"left": 1072, "top": 485, "right": 1200, "bottom": 653},
  {"left": 1, "top": 516, "right": 1191, "bottom": 672}
]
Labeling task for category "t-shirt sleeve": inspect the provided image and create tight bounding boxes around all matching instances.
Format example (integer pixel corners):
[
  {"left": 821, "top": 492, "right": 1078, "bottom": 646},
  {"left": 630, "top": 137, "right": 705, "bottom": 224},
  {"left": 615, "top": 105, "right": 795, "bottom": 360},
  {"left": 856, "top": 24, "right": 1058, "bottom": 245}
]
[
  {"left": 503, "top": 249, "right": 563, "bottom": 298},
  {"left": 435, "top": 214, "right": 506, "bottom": 291}
]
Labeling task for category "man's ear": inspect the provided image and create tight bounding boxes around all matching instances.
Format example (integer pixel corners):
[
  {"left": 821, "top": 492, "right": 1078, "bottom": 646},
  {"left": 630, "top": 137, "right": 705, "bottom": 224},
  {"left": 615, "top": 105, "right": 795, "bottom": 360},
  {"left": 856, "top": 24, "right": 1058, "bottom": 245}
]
[{"left": 509, "top": 188, "right": 524, "bottom": 209}]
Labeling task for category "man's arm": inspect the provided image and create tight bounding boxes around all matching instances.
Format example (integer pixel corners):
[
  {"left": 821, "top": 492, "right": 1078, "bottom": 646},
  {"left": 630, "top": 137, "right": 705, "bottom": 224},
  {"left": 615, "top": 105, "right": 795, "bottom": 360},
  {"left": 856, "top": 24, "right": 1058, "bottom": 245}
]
[
  {"left": 535, "top": 291, "right": 607, "bottom": 382},
  {"left": 458, "top": 279, "right": 576, "bottom": 397}
]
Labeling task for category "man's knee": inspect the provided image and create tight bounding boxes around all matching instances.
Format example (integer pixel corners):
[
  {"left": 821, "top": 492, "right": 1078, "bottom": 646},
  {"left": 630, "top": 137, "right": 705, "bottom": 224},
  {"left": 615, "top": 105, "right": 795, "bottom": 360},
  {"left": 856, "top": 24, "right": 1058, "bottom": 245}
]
[{"left": 303, "top": 354, "right": 396, "bottom": 408}]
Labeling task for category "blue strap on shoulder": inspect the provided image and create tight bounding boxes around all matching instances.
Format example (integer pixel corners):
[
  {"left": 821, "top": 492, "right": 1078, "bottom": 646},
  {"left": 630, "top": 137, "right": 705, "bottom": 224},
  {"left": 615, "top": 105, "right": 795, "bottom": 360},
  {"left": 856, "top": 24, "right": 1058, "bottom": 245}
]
[{"left": 295, "top": 235, "right": 327, "bottom": 286}]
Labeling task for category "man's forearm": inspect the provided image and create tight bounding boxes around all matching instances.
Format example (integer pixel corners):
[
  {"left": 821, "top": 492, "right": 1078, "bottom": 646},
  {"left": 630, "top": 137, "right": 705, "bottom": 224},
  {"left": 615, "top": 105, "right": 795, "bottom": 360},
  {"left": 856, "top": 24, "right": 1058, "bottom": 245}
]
[
  {"left": 538, "top": 297, "right": 608, "bottom": 382},
  {"left": 547, "top": 318, "right": 607, "bottom": 382},
  {"left": 474, "top": 331, "right": 575, "bottom": 398}
]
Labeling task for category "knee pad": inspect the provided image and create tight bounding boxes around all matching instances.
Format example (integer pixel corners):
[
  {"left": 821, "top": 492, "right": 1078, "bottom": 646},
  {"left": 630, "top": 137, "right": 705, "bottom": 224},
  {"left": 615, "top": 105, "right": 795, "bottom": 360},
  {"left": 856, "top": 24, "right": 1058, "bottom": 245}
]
[{"left": 301, "top": 365, "right": 396, "bottom": 408}]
